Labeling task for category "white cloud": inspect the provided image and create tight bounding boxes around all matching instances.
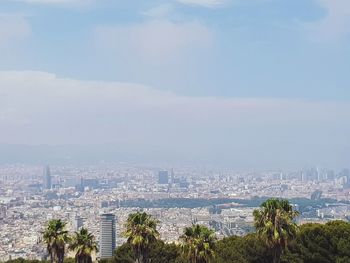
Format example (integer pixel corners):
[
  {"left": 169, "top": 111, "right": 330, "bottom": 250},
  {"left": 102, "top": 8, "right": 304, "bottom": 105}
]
[
  {"left": 176, "top": 0, "right": 228, "bottom": 8},
  {"left": 306, "top": 0, "right": 350, "bottom": 41},
  {"left": 0, "top": 14, "right": 31, "bottom": 47},
  {"left": 93, "top": 19, "right": 213, "bottom": 63},
  {"left": 14, "top": 0, "right": 74, "bottom": 3},
  {"left": 7, "top": 0, "right": 94, "bottom": 7},
  {"left": 142, "top": 4, "right": 175, "bottom": 18},
  {"left": 0, "top": 70, "right": 349, "bottom": 168}
]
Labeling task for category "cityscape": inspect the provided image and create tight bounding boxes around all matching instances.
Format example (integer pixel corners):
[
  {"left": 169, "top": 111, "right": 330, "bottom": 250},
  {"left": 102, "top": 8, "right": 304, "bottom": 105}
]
[
  {"left": 1, "top": 164, "right": 350, "bottom": 260},
  {"left": 1, "top": 0, "right": 350, "bottom": 262}
]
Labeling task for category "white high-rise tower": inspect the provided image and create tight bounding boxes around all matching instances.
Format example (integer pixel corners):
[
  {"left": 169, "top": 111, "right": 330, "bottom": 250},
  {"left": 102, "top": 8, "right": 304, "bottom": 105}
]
[
  {"left": 99, "top": 213, "right": 116, "bottom": 259},
  {"left": 43, "top": 165, "right": 51, "bottom": 190}
]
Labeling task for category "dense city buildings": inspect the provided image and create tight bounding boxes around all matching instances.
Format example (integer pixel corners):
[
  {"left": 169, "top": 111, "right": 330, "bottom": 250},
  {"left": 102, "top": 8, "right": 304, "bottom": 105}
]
[{"left": 0, "top": 163, "right": 350, "bottom": 260}]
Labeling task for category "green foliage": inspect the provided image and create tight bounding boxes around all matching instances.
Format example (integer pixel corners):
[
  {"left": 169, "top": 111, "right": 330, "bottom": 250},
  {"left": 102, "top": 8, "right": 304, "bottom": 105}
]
[
  {"left": 180, "top": 224, "right": 217, "bottom": 263},
  {"left": 1, "top": 258, "right": 73, "bottom": 263},
  {"left": 123, "top": 212, "right": 160, "bottom": 263},
  {"left": 148, "top": 240, "right": 186, "bottom": 263},
  {"left": 113, "top": 243, "right": 135, "bottom": 263},
  {"left": 69, "top": 228, "right": 98, "bottom": 263},
  {"left": 215, "top": 219, "right": 350, "bottom": 263},
  {"left": 285, "top": 220, "right": 350, "bottom": 263},
  {"left": 253, "top": 198, "right": 299, "bottom": 263},
  {"left": 97, "top": 259, "right": 115, "bottom": 263},
  {"left": 113, "top": 240, "right": 185, "bottom": 263},
  {"left": 42, "top": 219, "right": 70, "bottom": 263},
  {"left": 3, "top": 259, "right": 47, "bottom": 263},
  {"left": 215, "top": 233, "right": 272, "bottom": 263}
]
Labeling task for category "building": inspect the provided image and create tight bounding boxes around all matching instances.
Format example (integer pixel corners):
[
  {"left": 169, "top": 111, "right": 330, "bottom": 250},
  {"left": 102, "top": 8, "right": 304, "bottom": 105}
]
[
  {"left": 63, "top": 177, "right": 79, "bottom": 188},
  {"left": 158, "top": 171, "right": 169, "bottom": 184},
  {"left": 72, "top": 216, "right": 84, "bottom": 231},
  {"left": 0, "top": 206, "right": 6, "bottom": 220},
  {"left": 81, "top": 178, "right": 99, "bottom": 189},
  {"left": 100, "top": 213, "right": 116, "bottom": 259},
  {"left": 43, "top": 165, "right": 52, "bottom": 190},
  {"left": 326, "top": 170, "right": 335, "bottom": 180}
]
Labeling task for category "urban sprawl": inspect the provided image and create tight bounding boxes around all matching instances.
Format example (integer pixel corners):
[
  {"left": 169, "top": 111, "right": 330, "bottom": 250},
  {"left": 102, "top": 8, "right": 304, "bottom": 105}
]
[{"left": 1, "top": 164, "right": 350, "bottom": 260}]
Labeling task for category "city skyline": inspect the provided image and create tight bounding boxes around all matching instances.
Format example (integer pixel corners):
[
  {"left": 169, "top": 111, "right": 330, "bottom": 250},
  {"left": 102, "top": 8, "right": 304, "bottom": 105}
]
[
  {"left": 1, "top": 162, "right": 350, "bottom": 261},
  {"left": 1, "top": 1, "right": 350, "bottom": 262}
]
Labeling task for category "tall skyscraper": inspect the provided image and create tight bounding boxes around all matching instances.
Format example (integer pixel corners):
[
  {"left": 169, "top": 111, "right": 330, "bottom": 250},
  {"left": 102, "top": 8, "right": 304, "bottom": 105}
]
[
  {"left": 170, "top": 168, "right": 175, "bottom": 184},
  {"left": 100, "top": 213, "right": 116, "bottom": 259},
  {"left": 43, "top": 165, "right": 52, "bottom": 190},
  {"left": 158, "top": 170, "right": 169, "bottom": 184}
]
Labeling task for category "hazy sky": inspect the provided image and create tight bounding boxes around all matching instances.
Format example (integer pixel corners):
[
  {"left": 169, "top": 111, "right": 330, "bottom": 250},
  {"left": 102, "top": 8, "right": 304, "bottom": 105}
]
[{"left": 1, "top": 0, "right": 350, "bottom": 168}]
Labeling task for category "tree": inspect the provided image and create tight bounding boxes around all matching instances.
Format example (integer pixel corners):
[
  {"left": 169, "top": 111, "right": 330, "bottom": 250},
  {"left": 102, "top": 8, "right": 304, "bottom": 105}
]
[
  {"left": 253, "top": 198, "right": 299, "bottom": 263},
  {"left": 123, "top": 212, "right": 160, "bottom": 263},
  {"left": 4, "top": 258, "right": 44, "bottom": 263},
  {"left": 114, "top": 240, "right": 186, "bottom": 263},
  {"left": 215, "top": 233, "right": 272, "bottom": 263},
  {"left": 114, "top": 243, "right": 135, "bottom": 263},
  {"left": 284, "top": 220, "right": 350, "bottom": 263},
  {"left": 69, "top": 228, "right": 98, "bottom": 263},
  {"left": 43, "top": 219, "right": 70, "bottom": 263},
  {"left": 180, "top": 224, "right": 216, "bottom": 263}
]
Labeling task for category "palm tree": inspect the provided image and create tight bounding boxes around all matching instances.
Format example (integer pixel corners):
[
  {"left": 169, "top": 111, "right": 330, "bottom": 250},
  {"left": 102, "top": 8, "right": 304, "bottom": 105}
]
[
  {"left": 43, "top": 219, "right": 70, "bottom": 263},
  {"left": 253, "top": 198, "right": 299, "bottom": 263},
  {"left": 123, "top": 212, "right": 160, "bottom": 263},
  {"left": 69, "top": 227, "right": 98, "bottom": 263},
  {"left": 180, "top": 224, "right": 216, "bottom": 263}
]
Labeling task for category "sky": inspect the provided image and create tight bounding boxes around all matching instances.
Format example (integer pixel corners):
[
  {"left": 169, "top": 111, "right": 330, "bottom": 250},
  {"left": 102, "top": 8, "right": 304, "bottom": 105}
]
[{"left": 0, "top": 0, "right": 350, "bottom": 168}]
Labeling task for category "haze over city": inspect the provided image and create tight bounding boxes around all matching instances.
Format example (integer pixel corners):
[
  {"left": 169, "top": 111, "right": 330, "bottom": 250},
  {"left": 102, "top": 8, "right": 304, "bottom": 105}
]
[
  {"left": 1, "top": 0, "right": 350, "bottom": 168},
  {"left": 2, "top": 1, "right": 350, "bottom": 263}
]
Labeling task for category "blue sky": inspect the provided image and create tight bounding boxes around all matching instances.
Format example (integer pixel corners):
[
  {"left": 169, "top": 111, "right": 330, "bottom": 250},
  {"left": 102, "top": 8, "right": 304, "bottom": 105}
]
[
  {"left": 2, "top": 0, "right": 350, "bottom": 99},
  {"left": 1, "top": 0, "right": 350, "bottom": 168}
]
